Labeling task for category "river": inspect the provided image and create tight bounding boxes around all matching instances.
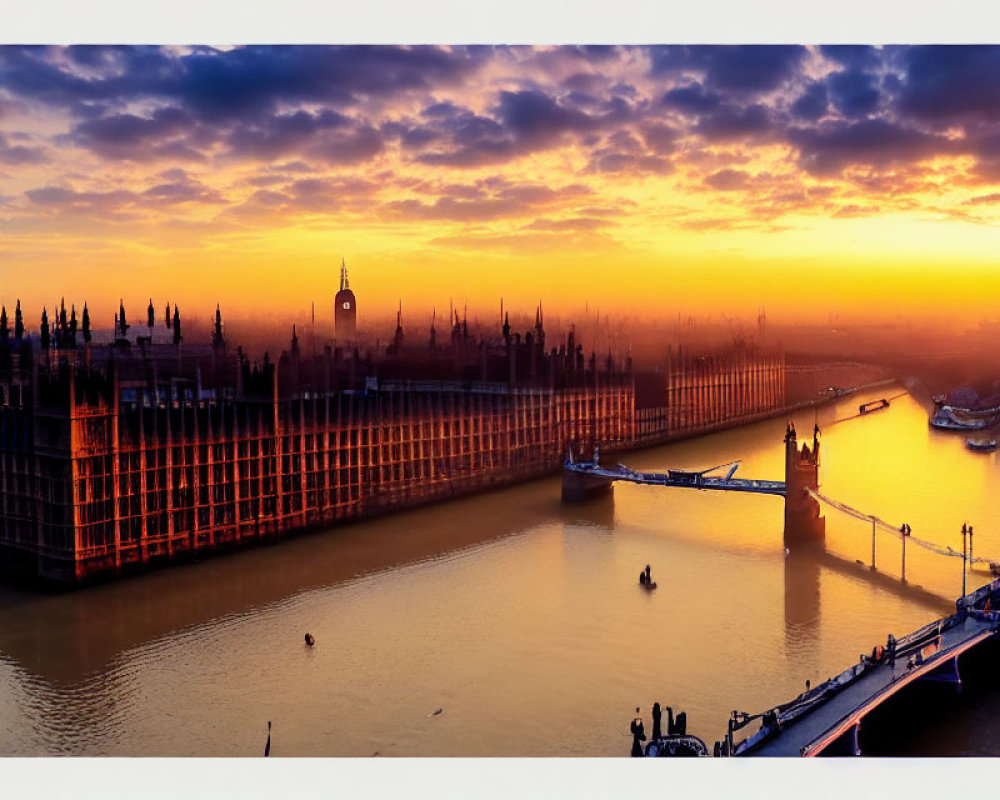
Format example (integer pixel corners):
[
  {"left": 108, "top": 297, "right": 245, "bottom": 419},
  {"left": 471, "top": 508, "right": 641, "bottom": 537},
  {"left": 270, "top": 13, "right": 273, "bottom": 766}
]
[{"left": 1, "top": 386, "right": 998, "bottom": 756}]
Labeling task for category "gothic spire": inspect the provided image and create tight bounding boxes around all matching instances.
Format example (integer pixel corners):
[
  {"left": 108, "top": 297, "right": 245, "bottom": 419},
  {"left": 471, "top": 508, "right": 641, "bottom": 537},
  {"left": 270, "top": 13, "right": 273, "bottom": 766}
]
[
  {"left": 172, "top": 305, "right": 182, "bottom": 344},
  {"left": 40, "top": 307, "right": 50, "bottom": 350},
  {"left": 82, "top": 302, "right": 91, "bottom": 343},
  {"left": 212, "top": 303, "right": 224, "bottom": 348}
]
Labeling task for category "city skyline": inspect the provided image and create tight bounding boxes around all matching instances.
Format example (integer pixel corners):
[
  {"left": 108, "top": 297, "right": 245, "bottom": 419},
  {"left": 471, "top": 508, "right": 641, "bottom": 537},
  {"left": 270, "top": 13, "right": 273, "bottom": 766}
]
[{"left": 5, "top": 45, "right": 1000, "bottom": 324}]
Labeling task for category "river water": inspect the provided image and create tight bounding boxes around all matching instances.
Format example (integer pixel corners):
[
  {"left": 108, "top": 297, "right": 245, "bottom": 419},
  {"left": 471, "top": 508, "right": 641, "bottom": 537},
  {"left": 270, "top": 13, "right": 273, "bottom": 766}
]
[{"left": 2, "top": 386, "right": 999, "bottom": 757}]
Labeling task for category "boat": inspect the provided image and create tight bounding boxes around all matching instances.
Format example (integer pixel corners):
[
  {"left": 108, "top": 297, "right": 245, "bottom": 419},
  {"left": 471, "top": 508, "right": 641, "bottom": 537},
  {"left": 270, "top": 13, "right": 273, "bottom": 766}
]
[
  {"left": 929, "top": 406, "right": 994, "bottom": 431},
  {"left": 640, "top": 581, "right": 658, "bottom": 590},
  {"left": 966, "top": 438, "right": 998, "bottom": 452},
  {"left": 859, "top": 398, "right": 889, "bottom": 415}
]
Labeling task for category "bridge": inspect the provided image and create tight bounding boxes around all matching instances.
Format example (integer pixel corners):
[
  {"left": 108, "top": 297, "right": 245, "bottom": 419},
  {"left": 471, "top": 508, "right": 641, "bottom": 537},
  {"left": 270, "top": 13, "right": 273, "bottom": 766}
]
[
  {"left": 726, "top": 579, "right": 1000, "bottom": 757},
  {"left": 563, "top": 421, "right": 825, "bottom": 546},
  {"left": 561, "top": 460, "right": 786, "bottom": 497}
]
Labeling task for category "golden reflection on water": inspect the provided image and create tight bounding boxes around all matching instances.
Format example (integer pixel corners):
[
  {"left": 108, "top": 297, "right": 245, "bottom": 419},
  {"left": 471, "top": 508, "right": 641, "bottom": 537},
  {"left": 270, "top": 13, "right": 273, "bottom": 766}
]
[{"left": 0, "top": 386, "right": 995, "bottom": 756}]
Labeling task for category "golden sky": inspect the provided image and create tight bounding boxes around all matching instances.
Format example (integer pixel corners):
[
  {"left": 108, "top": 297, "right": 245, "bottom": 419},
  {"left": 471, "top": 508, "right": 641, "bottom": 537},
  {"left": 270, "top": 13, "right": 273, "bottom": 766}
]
[{"left": 3, "top": 45, "right": 1000, "bottom": 328}]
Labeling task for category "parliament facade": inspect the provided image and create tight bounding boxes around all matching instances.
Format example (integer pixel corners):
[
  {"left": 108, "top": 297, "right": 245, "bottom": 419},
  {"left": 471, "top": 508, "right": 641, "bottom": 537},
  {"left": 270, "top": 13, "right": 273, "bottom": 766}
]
[{"left": 0, "top": 297, "right": 786, "bottom": 584}]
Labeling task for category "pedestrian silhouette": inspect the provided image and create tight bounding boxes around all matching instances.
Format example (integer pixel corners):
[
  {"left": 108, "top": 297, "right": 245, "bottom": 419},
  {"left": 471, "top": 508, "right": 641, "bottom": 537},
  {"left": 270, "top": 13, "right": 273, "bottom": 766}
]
[{"left": 629, "top": 707, "right": 646, "bottom": 757}]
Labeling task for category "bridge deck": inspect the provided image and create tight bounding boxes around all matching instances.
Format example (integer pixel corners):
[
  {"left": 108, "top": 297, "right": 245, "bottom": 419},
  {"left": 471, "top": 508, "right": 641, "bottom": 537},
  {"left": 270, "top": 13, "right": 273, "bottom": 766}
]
[
  {"left": 564, "top": 462, "right": 786, "bottom": 496},
  {"left": 736, "top": 582, "right": 1000, "bottom": 756}
]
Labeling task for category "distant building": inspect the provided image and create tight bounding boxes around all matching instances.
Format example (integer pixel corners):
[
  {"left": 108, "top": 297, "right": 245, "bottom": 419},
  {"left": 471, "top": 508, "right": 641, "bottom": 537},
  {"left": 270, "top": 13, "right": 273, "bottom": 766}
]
[{"left": 334, "top": 258, "right": 357, "bottom": 341}]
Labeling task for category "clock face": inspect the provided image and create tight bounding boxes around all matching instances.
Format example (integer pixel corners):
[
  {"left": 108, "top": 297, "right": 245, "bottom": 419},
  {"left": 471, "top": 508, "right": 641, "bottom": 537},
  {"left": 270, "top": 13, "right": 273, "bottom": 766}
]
[{"left": 342, "top": 301, "right": 351, "bottom": 310}]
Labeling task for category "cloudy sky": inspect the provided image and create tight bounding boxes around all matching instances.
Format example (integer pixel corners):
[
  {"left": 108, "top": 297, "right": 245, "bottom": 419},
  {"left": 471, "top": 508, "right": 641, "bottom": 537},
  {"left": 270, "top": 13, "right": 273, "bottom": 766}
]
[{"left": 3, "top": 44, "right": 1000, "bottom": 327}]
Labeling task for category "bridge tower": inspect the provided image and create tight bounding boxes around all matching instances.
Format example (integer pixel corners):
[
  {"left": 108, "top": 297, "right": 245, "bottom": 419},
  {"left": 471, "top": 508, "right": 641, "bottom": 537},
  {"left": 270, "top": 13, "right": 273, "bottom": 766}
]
[{"left": 784, "top": 422, "right": 826, "bottom": 548}]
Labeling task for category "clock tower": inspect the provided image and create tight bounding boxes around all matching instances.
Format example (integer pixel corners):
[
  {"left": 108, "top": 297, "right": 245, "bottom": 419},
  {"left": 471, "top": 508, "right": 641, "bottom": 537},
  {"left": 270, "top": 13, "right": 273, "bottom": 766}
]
[{"left": 334, "top": 257, "right": 357, "bottom": 341}]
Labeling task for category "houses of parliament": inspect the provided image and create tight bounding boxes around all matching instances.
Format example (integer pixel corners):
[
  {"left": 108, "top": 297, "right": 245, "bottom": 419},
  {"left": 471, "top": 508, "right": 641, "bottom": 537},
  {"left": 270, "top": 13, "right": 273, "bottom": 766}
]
[{"left": 0, "top": 263, "right": 788, "bottom": 584}]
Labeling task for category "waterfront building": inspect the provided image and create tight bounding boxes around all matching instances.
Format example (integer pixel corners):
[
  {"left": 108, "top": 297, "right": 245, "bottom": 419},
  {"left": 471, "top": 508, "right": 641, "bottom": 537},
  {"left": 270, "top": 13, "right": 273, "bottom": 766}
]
[{"left": 0, "top": 293, "right": 793, "bottom": 585}]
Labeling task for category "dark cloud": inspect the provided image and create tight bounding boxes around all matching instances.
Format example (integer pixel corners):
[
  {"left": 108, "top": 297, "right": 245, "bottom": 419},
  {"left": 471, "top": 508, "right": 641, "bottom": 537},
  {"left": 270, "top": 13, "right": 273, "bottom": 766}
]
[
  {"left": 639, "top": 122, "right": 678, "bottom": 155},
  {"left": 573, "top": 46, "right": 620, "bottom": 62},
  {"left": 828, "top": 70, "right": 881, "bottom": 118},
  {"left": 413, "top": 89, "right": 619, "bottom": 168},
  {"left": 589, "top": 152, "right": 673, "bottom": 174},
  {"left": 788, "top": 119, "right": 953, "bottom": 176},
  {"left": 166, "top": 46, "right": 479, "bottom": 121},
  {"left": 0, "top": 132, "right": 46, "bottom": 165},
  {"left": 585, "top": 127, "right": 674, "bottom": 174},
  {"left": 496, "top": 89, "right": 598, "bottom": 146},
  {"left": 791, "top": 82, "right": 828, "bottom": 121},
  {"left": 422, "top": 100, "right": 461, "bottom": 119},
  {"left": 898, "top": 46, "right": 1000, "bottom": 124},
  {"left": 562, "top": 73, "right": 603, "bottom": 93},
  {"left": 414, "top": 108, "right": 513, "bottom": 167},
  {"left": 226, "top": 108, "right": 349, "bottom": 159},
  {"left": 650, "top": 46, "right": 807, "bottom": 93},
  {"left": 68, "top": 106, "right": 197, "bottom": 160},
  {"left": 695, "top": 104, "right": 773, "bottom": 141},
  {"left": 141, "top": 176, "right": 224, "bottom": 205},
  {"left": 307, "top": 125, "right": 385, "bottom": 166},
  {"left": 2, "top": 45, "right": 484, "bottom": 164},
  {"left": 24, "top": 176, "right": 226, "bottom": 216},
  {"left": 704, "top": 169, "right": 751, "bottom": 190},
  {"left": 382, "top": 120, "right": 442, "bottom": 149},
  {"left": 662, "top": 83, "right": 721, "bottom": 115},
  {"left": 25, "top": 185, "right": 138, "bottom": 219},
  {"left": 819, "top": 46, "right": 881, "bottom": 70},
  {"left": 141, "top": 183, "right": 219, "bottom": 205}
]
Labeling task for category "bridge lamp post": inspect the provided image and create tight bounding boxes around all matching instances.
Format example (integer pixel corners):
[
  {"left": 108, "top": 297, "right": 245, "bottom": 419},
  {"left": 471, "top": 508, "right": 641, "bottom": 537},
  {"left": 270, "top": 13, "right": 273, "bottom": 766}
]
[
  {"left": 962, "top": 523, "right": 968, "bottom": 597},
  {"left": 900, "top": 523, "right": 910, "bottom": 583},
  {"left": 969, "top": 525, "right": 974, "bottom": 573},
  {"left": 870, "top": 517, "right": 877, "bottom": 571}
]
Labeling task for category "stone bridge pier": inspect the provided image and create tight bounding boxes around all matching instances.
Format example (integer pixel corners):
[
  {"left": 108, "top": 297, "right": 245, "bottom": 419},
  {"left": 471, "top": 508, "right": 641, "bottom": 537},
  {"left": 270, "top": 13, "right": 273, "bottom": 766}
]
[{"left": 784, "top": 422, "right": 826, "bottom": 549}]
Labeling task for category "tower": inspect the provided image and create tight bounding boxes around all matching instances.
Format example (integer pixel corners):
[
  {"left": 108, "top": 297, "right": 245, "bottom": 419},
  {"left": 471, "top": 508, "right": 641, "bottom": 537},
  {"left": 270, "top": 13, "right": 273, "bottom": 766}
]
[
  {"left": 335, "top": 258, "right": 357, "bottom": 341},
  {"left": 783, "top": 422, "right": 826, "bottom": 548}
]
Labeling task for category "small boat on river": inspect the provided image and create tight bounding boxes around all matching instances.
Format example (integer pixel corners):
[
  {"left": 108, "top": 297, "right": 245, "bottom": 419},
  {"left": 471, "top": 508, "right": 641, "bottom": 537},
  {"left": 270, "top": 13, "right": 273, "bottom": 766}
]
[
  {"left": 930, "top": 406, "right": 994, "bottom": 431},
  {"left": 859, "top": 398, "right": 889, "bottom": 415},
  {"left": 966, "top": 437, "right": 998, "bottom": 452}
]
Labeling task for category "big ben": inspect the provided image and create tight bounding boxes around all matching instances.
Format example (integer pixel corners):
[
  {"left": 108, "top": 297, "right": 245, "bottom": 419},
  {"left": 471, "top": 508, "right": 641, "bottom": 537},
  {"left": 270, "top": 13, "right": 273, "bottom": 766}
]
[{"left": 334, "top": 257, "right": 357, "bottom": 340}]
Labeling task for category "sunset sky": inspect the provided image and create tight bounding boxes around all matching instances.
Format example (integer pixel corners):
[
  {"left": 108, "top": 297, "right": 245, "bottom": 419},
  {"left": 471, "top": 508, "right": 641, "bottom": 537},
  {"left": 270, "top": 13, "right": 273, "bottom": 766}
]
[{"left": 4, "top": 44, "right": 1000, "bottom": 329}]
